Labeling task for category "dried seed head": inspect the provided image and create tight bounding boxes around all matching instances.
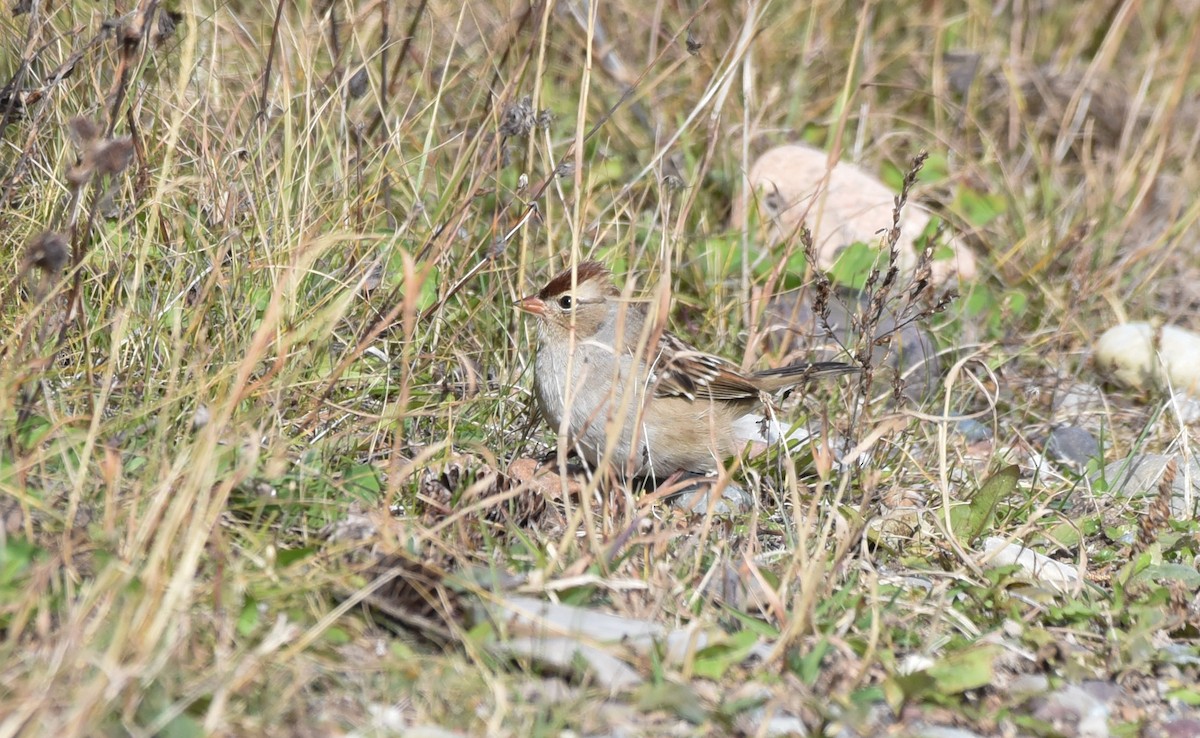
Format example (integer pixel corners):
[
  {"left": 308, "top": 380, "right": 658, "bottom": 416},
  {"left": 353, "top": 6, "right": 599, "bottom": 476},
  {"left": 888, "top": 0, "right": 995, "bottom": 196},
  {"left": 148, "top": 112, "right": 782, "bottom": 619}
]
[
  {"left": 121, "top": 12, "right": 145, "bottom": 47},
  {"left": 25, "top": 231, "right": 69, "bottom": 273},
  {"left": 347, "top": 67, "right": 369, "bottom": 99},
  {"left": 153, "top": 9, "right": 182, "bottom": 46},
  {"left": 1136, "top": 458, "right": 1176, "bottom": 553},
  {"left": 68, "top": 117, "right": 101, "bottom": 149},
  {"left": 95, "top": 137, "right": 134, "bottom": 176},
  {"left": 499, "top": 95, "right": 536, "bottom": 138},
  {"left": 67, "top": 161, "right": 94, "bottom": 187}
]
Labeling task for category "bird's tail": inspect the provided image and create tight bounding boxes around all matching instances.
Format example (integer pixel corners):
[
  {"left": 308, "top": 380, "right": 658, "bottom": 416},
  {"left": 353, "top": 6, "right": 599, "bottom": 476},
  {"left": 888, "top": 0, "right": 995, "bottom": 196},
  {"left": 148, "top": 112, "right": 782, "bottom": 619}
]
[{"left": 752, "top": 361, "right": 859, "bottom": 385}]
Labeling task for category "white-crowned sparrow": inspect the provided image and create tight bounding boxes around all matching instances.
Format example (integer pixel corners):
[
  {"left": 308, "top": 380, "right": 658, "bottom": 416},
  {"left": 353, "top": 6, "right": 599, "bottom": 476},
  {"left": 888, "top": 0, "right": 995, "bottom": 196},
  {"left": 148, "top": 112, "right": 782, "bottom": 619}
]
[{"left": 516, "top": 261, "right": 857, "bottom": 478}]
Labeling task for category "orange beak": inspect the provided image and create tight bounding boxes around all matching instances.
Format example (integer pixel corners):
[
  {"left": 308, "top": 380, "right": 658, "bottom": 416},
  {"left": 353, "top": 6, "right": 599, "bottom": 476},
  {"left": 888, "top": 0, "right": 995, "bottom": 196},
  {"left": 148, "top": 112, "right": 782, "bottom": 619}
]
[{"left": 515, "top": 295, "right": 546, "bottom": 316}]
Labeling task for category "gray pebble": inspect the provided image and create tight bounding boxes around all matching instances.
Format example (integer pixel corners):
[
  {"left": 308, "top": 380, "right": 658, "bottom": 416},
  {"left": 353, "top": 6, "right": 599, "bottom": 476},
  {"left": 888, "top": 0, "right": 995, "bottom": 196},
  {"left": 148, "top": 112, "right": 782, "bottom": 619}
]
[
  {"left": 1052, "top": 381, "right": 1106, "bottom": 417},
  {"left": 906, "top": 728, "right": 986, "bottom": 738},
  {"left": 1030, "top": 684, "right": 1109, "bottom": 738},
  {"left": 1046, "top": 426, "right": 1102, "bottom": 468},
  {"left": 1092, "top": 454, "right": 1200, "bottom": 517},
  {"left": 667, "top": 476, "right": 753, "bottom": 515},
  {"left": 956, "top": 418, "right": 993, "bottom": 443}
]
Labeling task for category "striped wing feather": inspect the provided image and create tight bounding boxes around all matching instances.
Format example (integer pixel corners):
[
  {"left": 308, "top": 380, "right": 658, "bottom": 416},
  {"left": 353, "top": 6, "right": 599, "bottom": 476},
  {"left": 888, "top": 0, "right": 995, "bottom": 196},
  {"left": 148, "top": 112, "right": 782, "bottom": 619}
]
[
  {"left": 650, "top": 334, "right": 858, "bottom": 402},
  {"left": 650, "top": 333, "right": 763, "bottom": 402}
]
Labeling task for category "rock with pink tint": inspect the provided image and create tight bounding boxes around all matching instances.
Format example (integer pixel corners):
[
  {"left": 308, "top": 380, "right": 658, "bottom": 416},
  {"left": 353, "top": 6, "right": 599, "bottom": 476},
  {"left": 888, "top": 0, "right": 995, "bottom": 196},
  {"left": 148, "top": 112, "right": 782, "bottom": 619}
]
[{"left": 731, "top": 143, "right": 977, "bottom": 285}]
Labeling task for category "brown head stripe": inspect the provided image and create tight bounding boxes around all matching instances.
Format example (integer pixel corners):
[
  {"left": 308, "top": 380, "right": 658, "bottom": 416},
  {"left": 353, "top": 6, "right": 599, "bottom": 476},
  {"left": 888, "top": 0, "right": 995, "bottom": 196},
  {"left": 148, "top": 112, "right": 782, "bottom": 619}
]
[{"left": 537, "top": 260, "right": 613, "bottom": 299}]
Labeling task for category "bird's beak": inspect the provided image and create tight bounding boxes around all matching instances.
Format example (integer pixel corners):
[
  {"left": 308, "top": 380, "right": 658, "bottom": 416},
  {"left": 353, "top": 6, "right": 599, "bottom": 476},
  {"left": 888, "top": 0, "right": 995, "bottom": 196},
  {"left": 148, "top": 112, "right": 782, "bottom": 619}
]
[{"left": 515, "top": 295, "right": 546, "bottom": 316}]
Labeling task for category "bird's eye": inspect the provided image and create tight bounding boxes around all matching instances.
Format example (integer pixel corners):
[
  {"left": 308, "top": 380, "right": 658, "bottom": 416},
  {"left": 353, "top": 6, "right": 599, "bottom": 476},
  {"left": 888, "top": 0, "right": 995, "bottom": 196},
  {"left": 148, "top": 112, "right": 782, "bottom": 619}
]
[{"left": 558, "top": 295, "right": 573, "bottom": 310}]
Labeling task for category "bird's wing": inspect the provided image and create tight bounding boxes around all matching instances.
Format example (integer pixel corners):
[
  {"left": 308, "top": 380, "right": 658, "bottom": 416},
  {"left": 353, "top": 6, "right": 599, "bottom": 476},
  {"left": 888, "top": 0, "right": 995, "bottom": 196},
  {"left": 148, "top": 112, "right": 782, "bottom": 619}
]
[{"left": 649, "top": 333, "right": 763, "bottom": 402}]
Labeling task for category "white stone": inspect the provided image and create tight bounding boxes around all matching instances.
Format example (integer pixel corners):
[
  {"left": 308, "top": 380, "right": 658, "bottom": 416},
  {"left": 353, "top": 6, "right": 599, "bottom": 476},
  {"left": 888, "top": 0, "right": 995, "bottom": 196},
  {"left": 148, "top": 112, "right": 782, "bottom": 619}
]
[
  {"left": 1094, "top": 322, "right": 1200, "bottom": 395},
  {"left": 980, "top": 537, "right": 1082, "bottom": 592}
]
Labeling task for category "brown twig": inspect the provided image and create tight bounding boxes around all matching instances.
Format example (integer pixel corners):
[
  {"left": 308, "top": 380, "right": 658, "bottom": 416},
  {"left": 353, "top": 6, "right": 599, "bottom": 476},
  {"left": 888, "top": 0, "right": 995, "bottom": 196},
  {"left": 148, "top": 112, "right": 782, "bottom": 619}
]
[
  {"left": 367, "top": 0, "right": 430, "bottom": 138},
  {"left": 256, "top": 0, "right": 288, "bottom": 122}
]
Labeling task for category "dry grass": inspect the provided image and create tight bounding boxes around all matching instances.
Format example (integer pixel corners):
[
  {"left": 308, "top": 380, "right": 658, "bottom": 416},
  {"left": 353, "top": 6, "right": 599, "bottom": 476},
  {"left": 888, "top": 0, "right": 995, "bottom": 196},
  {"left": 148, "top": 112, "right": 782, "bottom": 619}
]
[{"left": 2, "top": 1, "right": 1199, "bottom": 735}]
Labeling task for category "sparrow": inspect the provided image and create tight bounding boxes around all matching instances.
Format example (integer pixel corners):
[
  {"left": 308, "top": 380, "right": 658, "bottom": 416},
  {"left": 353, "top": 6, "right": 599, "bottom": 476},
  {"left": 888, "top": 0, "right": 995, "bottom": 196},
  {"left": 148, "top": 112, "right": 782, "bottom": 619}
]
[{"left": 516, "top": 261, "right": 857, "bottom": 478}]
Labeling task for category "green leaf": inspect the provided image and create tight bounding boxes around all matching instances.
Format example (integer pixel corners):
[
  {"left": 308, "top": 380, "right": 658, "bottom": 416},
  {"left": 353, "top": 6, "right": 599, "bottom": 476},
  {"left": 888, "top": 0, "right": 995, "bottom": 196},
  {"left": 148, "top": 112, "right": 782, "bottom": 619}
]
[
  {"left": 933, "top": 242, "right": 956, "bottom": 261},
  {"left": 1005, "top": 289, "right": 1029, "bottom": 317},
  {"left": 15, "top": 415, "right": 53, "bottom": 447},
  {"left": 635, "top": 682, "right": 707, "bottom": 724},
  {"left": 1166, "top": 687, "right": 1200, "bottom": 706},
  {"left": 1129, "top": 563, "right": 1200, "bottom": 589},
  {"left": 964, "top": 285, "right": 997, "bottom": 318},
  {"left": 723, "top": 607, "right": 780, "bottom": 639},
  {"left": 791, "top": 638, "right": 831, "bottom": 685},
  {"left": 773, "top": 249, "right": 811, "bottom": 290},
  {"left": 691, "top": 629, "right": 761, "bottom": 680},
  {"left": 949, "top": 465, "right": 1018, "bottom": 545},
  {"left": 390, "top": 640, "right": 417, "bottom": 660},
  {"left": 236, "top": 598, "right": 261, "bottom": 637},
  {"left": 1044, "top": 517, "right": 1099, "bottom": 549},
  {"left": 886, "top": 644, "right": 1001, "bottom": 709},
  {"left": 0, "top": 538, "right": 38, "bottom": 585},
  {"left": 926, "top": 644, "right": 1001, "bottom": 693},
  {"left": 880, "top": 161, "right": 904, "bottom": 191},
  {"left": 341, "top": 462, "right": 382, "bottom": 500},
  {"left": 159, "top": 714, "right": 207, "bottom": 738},
  {"left": 918, "top": 152, "right": 949, "bottom": 183},
  {"left": 884, "top": 670, "right": 936, "bottom": 710},
  {"left": 954, "top": 187, "right": 1007, "bottom": 227},
  {"left": 275, "top": 546, "right": 317, "bottom": 568},
  {"left": 828, "top": 242, "right": 883, "bottom": 290},
  {"left": 466, "top": 620, "right": 495, "bottom": 643}
]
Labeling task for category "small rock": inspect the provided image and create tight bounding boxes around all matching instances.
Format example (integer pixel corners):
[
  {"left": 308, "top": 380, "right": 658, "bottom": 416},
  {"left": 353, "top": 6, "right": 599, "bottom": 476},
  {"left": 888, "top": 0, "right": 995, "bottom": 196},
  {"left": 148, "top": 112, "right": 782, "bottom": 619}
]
[
  {"left": 1007, "top": 674, "right": 1051, "bottom": 697},
  {"left": 905, "top": 727, "right": 986, "bottom": 738},
  {"left": 1092, "top": 453, "right": 1200, "bottom": 518},
  {"left": 401, "top": 727, "right": 470, "bottom": 738},
  {"left": 1169, "top": 391, "right": 1200, "bottom": 424},
  {"left": 1029, "top": 684, "right": 1109, "bottom": 738},
  {"left": 732, "top": 685, "right": 810, "bottom": 737},
  {"left": 1094, "top": 322, "right": 1200, "bottom": 395},
  {"left": 981, "top": 537, "right": 1081, "bottom": 592},
  {"left": 1046, "top": 426, "right": 1102, "bottom": 469},
  {"left": 732, "top": 143, "right": 976, "bottom": 285},
  {"left": 956, "top": 418, "right": 993, "bottom": 443},
  {"left": 1052, "top": 381, "right": 1106, "bottom": 417},
  {"left": 668, "top": 476, "right": 753, "bottom": 515},
  {"left": 1156, "top": 717, "right": 1200, "bottom": 738},
  {"left": 1078, "top": 680, "right": 1120, "bottom": 704},
  {"left": 1160, "top": 644, "right": 1200, "bottom": 666},
  {"left": 320, "top": 504, "right": 378, "bottom": 544}
]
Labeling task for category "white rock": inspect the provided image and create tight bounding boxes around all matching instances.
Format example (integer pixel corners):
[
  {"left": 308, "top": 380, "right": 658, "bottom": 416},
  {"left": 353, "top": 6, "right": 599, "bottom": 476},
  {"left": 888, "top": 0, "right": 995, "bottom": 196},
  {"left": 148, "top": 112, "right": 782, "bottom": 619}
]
[
  {"left": 1170, "top": 391, "right": 1200, "bottom": 424},
  {"left": 980, "top": 537, "right": 1081, "bottom": 592},
  {"left": 1093, "top": 322, "right": 1200, "bottom": 395},
  {"left": 731, "top": 143, "right": 977, "bottom": 285}
]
